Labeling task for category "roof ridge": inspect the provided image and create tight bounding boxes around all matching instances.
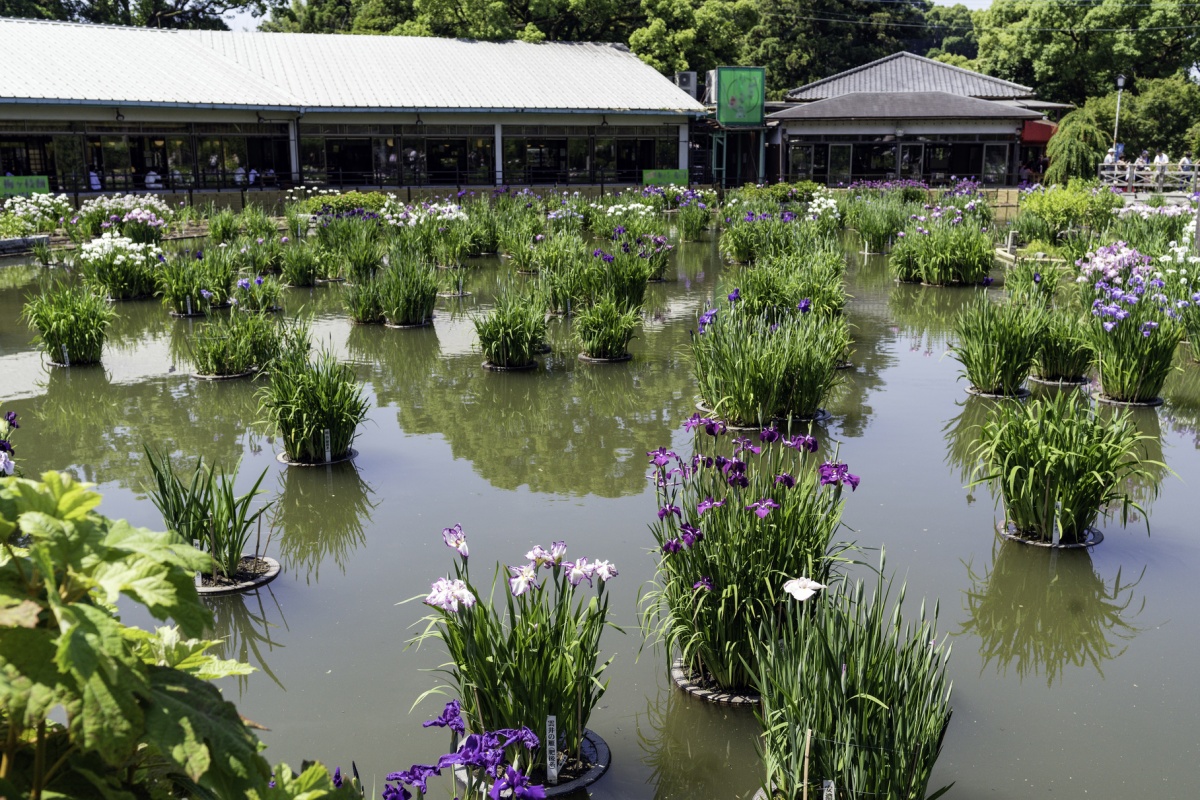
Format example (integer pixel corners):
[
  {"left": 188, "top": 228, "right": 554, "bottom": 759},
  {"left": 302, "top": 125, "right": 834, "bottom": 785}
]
[
  {"left": 786, "top": 51, "right": 1034, "bottom": 99},
  {"left": 0, "top": 16, "right": 181, "bottom": 33}
]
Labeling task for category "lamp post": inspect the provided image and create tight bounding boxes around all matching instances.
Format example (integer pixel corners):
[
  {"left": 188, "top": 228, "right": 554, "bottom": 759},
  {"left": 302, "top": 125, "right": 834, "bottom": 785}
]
[{"left": 1113, "top": 74, "right": 1126, "bottom": 148}]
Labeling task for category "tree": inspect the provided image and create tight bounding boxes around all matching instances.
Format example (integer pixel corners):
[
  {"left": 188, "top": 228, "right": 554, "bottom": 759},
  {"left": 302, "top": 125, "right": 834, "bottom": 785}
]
[
  {"left": 628, "top": 0, "right": 756, "bottom": 76},
  {"left": 1083, "top": 73, "right": 1200, "bottom": 159},
  {"left": 909, "top": 3, "right": 977, "bottom": 61},
  {"left": 976, "top": 0, "right": 1200, "bottom": 106},
  {"left": 2, "top": 0, "right": 278, "bottom": 29},
  {"left": 260, "top": 0, "right": 358, "bottom": 31},
  {"left": 740, "top": 0, "right": 932, "bottom": 97},
  {"left": 1045, "top": 107, "right": 1108, "bottom": 184}
]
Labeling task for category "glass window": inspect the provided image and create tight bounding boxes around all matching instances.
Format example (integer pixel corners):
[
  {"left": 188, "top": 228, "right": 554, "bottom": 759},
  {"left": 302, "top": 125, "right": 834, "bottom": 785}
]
[
  {"left": 852, "top": 143, "right": 896, "bottom": 180},
  {"left": 374, "top": 137, "right": 398, "bottom": 184},
  {"left": 983, "top": 143, "right": 1009, "bottom": 184},
  {"left": 400, "top": 138, "right": 426, "bottom": 185},
  {"left": 164, "top": 137, "right": 194, "bottom": 188},
  {"left": 300, "top": 137, "right": 327, "bottom": 184},
  {"left": 788, "top": 142, "right": 813, "bottom": 181},
  {"left": 900, "top": 144, "right": 924, "bottom": 179},
  {"left": 594, "top": 138, "right": 615, "bottom": 182},
  {"left": 567, "top": 138, "right": 591, "bottom": 181},
  {"left": 467, "top": 137, "right": 493, "bottom": 185},
  {"left": 656, "top": 138, "right": 676, "bottom": 170},
  {"left": 52, "top": 135, "right": 85, "bottom": 191}
]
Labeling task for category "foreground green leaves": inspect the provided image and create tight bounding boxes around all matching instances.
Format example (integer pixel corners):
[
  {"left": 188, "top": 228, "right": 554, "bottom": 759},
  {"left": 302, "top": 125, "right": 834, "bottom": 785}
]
[{"left": 0, "top": 471, "right": 355, "bottom": 800}]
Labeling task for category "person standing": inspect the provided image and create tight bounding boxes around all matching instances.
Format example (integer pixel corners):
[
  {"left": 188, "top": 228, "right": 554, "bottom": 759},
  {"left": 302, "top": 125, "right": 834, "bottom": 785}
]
[{"left": 1153, "top": 149, "right": 1170, "bottom": 191}]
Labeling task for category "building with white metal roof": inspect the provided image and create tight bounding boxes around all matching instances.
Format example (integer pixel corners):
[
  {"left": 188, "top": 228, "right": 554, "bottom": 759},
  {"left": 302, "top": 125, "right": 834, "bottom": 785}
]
[{"left": 0, "top": 18, "right": 704, "bottom": 191}]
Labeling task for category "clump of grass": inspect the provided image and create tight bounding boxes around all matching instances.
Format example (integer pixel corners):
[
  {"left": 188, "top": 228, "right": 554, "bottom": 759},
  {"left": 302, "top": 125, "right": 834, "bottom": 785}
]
[
  {"left": 344, "top": 224, "right": 386, "bottom": 284},
  {"left": 950, "top": 294, "right": 1045, "bottom": 396},
  {"left": 280, "top": 241, "right": 322, "bottom": 287},
  {"left": 233, "top": 274, "right": 283, "bottom": 313},
  {"left": 156, "top": 250, "right": 234, "bottom": 315},
  {"left": 1036, "top": 308, "right": 1093, "bottom": 382},
  {"left": 144, "top": 448, "right": 273, "bottom": 580},
  {"left": 344, "top": 279, "right": 385, "bottom": 324},
  {"left": 728, "top": 248, "right": 847, "bottom": 319},
  {"left": 189, "top": 312, "right": 283, "bottom": 376},
  {"left": 22, "top": 283, "right": 115, "bottom": 365},
  {"left": 257, "top": 348, "right": 371, "bottom": 463},
  {"left": 677, "top": 198, "right": 710, "bottom": 241},
  {"left": 208, "top": 208, "right": 239, "bottom": 244},
  {"left": 888, "top": 211, "right": 992, "bottom": 285},
  {"left": 692, "top": 304, "right": 847, "bottom": 424},
  {"left": 1006, "top": 258, "right": 1061, "bottom": 305},
  {"left": 378, "top": 255, "right": 438, "bottom": 326},
  {"left": 970, "top": 393, "right": 1160, "bottom": 544},
  {"left": 575, "top": 295, "right": 640, "bottom": 359},
  {"left": 475, "top": 290, "right": 547, "bottom": 368},
  {"left": 754, "top": 555, "right": 953, "bottom": 800}
]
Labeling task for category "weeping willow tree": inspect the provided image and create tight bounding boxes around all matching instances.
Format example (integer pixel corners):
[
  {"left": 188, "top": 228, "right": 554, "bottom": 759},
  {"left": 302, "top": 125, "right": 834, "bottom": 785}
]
[{"left": 1045, "top": 109, "right": 1109, "bottom": 184}]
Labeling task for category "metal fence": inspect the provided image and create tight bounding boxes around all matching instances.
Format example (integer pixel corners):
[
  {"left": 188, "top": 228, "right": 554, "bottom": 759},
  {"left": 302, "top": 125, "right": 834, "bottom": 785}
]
[{"left": 1098, "top": 164, "right": 1199, "bottom": 193}]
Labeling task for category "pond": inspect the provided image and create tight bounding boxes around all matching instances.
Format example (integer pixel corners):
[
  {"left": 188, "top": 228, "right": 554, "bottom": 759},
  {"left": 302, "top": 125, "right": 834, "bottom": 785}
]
[{"left": 3, "top": 235, "right": 1200, "bottom": 799}]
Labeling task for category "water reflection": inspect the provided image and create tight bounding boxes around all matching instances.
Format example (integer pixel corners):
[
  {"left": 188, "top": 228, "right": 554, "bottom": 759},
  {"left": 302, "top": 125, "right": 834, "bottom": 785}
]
[
  {"left": 959, "top": 541, "right": 1145, "bottom": 686},
  {"left": 942, "top": 395, "right": 996, "bottom": 499},
  {"left": 272, "top": 460, "right": 375, "bottom": 583},
  {"left": 636, "top": 685, "right": 761, "bottom": 799},
  {"left": 205, "top": 587, "right": 289, "bottom": 695},
  {"left": 887, "top": 283, "right": 976, "bottom": 352},
  {"left": 28, "top": 367, "right": 260, "bottom": 489},
  {"left": 1162, "top": 352, "right": 1200, "bottom": 448}
]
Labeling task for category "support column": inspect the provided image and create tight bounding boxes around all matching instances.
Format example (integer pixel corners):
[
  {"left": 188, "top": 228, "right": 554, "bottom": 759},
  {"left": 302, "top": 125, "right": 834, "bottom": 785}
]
[
  {"left": 758, "top": 130, "right": 766, "bottom": 184},
  {"left": 494, "top": 123, "right": 503, "bottom": 186},
  {"left": 288, "top": 118, "right": 301, "bottom": 186},
  {"left": 678, "top": 123, "right": 689, "bottom": 177}
]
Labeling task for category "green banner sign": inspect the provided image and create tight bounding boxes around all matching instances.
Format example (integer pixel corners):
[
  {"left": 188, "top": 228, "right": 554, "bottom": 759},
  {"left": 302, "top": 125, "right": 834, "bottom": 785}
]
[
  {"left": 643, "top": 169, "right": 688, "bottom": 187},
  {"left": 716, "top": 67, "right": 766, "bottom": 127},
  {"left": 0, "top": 175, "right": 49, "bottom": 198}
]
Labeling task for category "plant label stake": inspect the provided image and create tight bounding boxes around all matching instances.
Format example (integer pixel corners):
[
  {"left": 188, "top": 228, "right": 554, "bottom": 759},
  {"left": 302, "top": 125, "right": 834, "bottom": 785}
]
[
  {"left": 801, "top": 729, "right": 811, "bottom": 800},
  {"left": 60, "top": 344, "right": 69, "bottom": 367},
  {"left": 186, "top": 296, "right": 193, "bottom": 316},
  {"left": 323, "top": 429, "right": 332, "bottom": 463},
  {"left": 545, "top": 716, "right": 558, "bottom": 785},
  {"left": 822, "top": 780, "right": 835, "bottom": 800}
]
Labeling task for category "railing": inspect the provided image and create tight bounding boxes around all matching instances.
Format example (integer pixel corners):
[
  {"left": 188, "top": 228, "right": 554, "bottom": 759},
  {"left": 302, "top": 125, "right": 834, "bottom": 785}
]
[{"left": 1098, "top": 164, "right": 1198, "bottom": 193}]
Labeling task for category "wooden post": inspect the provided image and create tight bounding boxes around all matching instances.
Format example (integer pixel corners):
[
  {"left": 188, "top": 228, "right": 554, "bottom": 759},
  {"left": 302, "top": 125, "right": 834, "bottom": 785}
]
[{"left": 801, "top": 728, "right": 812, "bottom": 800}]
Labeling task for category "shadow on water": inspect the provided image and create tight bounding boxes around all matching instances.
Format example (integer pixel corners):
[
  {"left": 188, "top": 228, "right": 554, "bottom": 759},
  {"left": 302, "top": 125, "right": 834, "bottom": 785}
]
[
  {"left": 959, "top": 539, "right": 1146, "bottom": 687},
  {"left": 635, "top": 683, "right": 762, "bottom": 800},
  {"left": 1162, "top": 347, "right": 1200, "bottom": 449},
  {"left": 272, "top": 459, "right": 376, "bottom": 584},
  {"left": 205, "top": 586, "right": 290, "bottom": 695}
]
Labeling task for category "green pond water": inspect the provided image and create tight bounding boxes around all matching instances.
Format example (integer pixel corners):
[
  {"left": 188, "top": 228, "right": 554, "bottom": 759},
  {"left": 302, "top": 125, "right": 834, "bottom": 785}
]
[{"left": 4, "top": 238, "right": 1200, "bottom": 799}]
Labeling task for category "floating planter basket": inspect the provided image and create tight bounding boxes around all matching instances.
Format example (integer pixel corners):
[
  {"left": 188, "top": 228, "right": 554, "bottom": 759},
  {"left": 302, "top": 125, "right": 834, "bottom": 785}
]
[
  {"left": 482, "top": 360, "right": 537, "bottom": 372},
  {"left": 997, "top": 522, "right": 1104, "bottom": 550},
  {"left": 195, "top": 555, "right": 281, "bottom": 595},
  {"left": 451, "top": 730, "right": 610, "bottom": 797},
  {"left": 670, "top": 657, "right": 760, "bottom": 707},
  {"left": 578, "top": 352, "right": 632, "bottom": 364}
]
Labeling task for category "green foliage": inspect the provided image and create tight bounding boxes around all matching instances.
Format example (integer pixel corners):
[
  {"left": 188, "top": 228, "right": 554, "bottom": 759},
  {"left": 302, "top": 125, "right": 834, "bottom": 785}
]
[
  {"left": 1015, "top": 181, "right": 1121, "bottom": 243},
  {"left": 1036, "top": 307, "right": 1094, "bottom": 381},
  {"left": 677, "top": 201, "right": 711, "bottom": 241},
  {"left": 208, "top": 208, "right": 239, "bottom": 244},
  {"left": 889, "top": 212, "right": 993, "bottom": 285},
  {"left": 344, "top": 278, "right": 385, "bottom": 324},
  {"left": 1045, "top": 109, "right": 1110, "bottom": 184},
  {"left": 280, "top": 241, "right": 324, "bottom": 287},
  {"left": 378, "top": 256, "right": 438, "bottom": 326},
  {"left": 189, "top": 311, "right": 285, "bottom": 376},
  {"left": 1005, "top": 258, "right": 1061, "bottom": 305},
  {"left": 842, "top": 194, "right": 917, "bottom": 253},
  {"left": 951, "top": 294, "right": 1045, "bottom": 396},
  {"left": 258, "top": 348, "right": 371, "bottom": 463},
  {"left": 143, "top": 449, "right": 273, "bottom": 579},
  {"left": 970, "top": 394, "right": 1159, "bottom": 544},
  {"left": 574, "top": 294, "right": 641, "bottom": 359},
  {"left": 754, "top": 557, "right": 953, "bottom": 800},
  {"left": 645, "top": 433, "right": 850, "bottom": 691},
  {"left": 728, "top": 248, "right": 847, "bottom": 318},
  {"left": 157, "top": 251, "right": 234, "bottom": 315},
  {"left": 474, "top": 290, "right": 547, "bottom": 368},
  {"left": 21, "top": 283, "right": 114, "bottom": 365},
  {"left": 692, "top": 305, "right": 847, "bottom": 424},
  {"left": 0, "top": 471, "right": 355, "bottom": 800},
  {"left": 412, "top": 540, "right": 619, "bottom": 774},
  {"left": 629, "top": 0, "right": 757, "bottom": 76}
]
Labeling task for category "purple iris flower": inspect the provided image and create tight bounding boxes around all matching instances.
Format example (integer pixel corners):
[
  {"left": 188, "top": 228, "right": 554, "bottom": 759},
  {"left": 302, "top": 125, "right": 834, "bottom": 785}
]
[
  {"left": 255, "top": 275, "right": 264, "bottom": 285},
  {"left": 784, "top": 434, "right": 819, "bottom": 453},
  {"left": 4, "top": 412, "right": 18, "bottom": 429},
  {"left": 1033, "top": 272, "right": 1042, "bottom": 284},
  {"left": 697, "top": 497, "right": 726, "bottom": 515},
  {"left": 981, "top": 276, "right": 994, "bottom": 286},
  {"left": 648, "top": 447, "right": 678, "bottom": 467},
  {"left": 332, "top": 767, "right": 343, "bottom": 788},
  {"left": 745, "top": 498, "right": 781, "bottom": 518},
  {"left": 662, "top": 538, "right": 683, "bottom": 554},
  {"left": 704, "top": 418, "right": 727, "bottom": 436},
  {"left": 442, "top": 524, "right": 469, "bottom": 557},
  {"left": 489, "top": 766, "right": 546, "bottom": 800},
  {"left": 727, "top": 473, "right": 749, "bottom": 488},
  {"left": 798, "top": 298, "right": 812, "bottom": 314},
  {"left": 0, "top": 440, "right": 11, "bottom": 454},
  {"left": 658, "top": 504, "right": 682, "bottom": 519},
  {"left": 237, "top": 278, "right": 251, "bottom": 290},
  {"left": 423, "top": 699, "right": 467, "bottom": 734},
  {"left": 694, "top": 576, "right": 714, "bottom": 591},
  {"left": 680, "top": 523, "right": 704, "bottom": 547},
  {"left": 759, "top": 427, "right": 781, "bottom": 443},
  {"left": 683, "top": 413, "right": 705, "bottom": 432},
  {"left": 733, "top": 437, "right": 761, "bottom": 455},
  {"left": 727, "top": 288, "right": 740, "bottom": 303},
  {"left": 774, "top": 473, "right": 796, "bottom": 488},
  {"left": 381, "top": 784, "right": 410, "bottom": 800},
  {"left": 698, "top": 307, "right": 719, "bottom": 333},
  {"left": 818, "top": 461, "right": 861, "bottom": 491},
  {"left": 200, "top": 289, "right": 213, "bottom": 300},
  {"left": 386, "top": 764, "right": 440, "bottom": 794}
]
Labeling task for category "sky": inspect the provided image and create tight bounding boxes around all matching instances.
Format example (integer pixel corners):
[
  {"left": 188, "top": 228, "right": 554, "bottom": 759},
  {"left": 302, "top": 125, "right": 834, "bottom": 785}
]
[{"left": 224, "top": 0, "right": 990, "bottom": 32}]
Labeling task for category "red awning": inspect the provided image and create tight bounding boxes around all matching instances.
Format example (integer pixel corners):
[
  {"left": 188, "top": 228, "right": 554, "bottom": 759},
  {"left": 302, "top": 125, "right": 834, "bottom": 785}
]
[{"left": 1022, "top": 120, "right": 1057, "bottom": 144}]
